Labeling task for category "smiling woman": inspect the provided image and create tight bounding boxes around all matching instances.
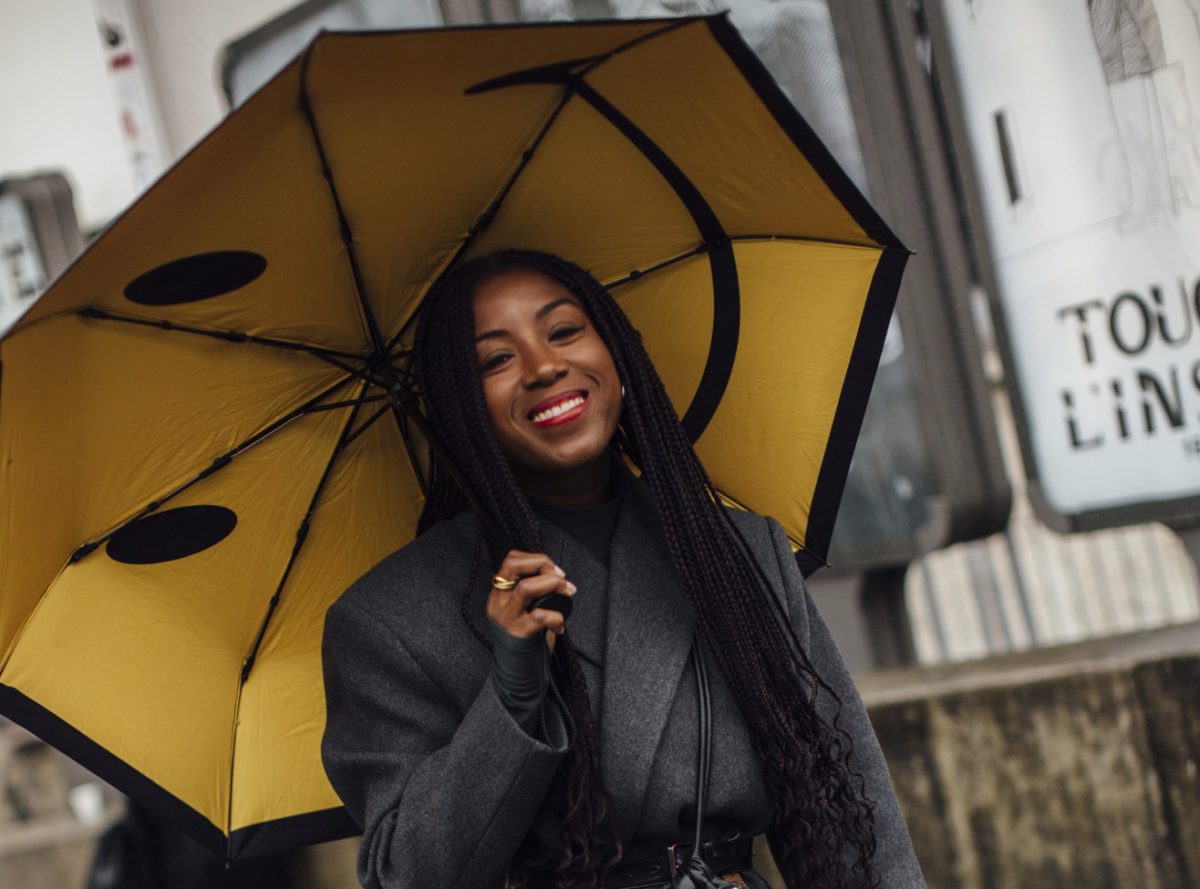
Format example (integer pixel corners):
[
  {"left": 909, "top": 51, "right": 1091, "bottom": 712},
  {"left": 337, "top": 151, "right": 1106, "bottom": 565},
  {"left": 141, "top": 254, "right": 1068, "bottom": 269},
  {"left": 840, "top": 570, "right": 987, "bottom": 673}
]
[
  {"left": 318, "top": 249, "right": 926, "bottom": 889},
  {"left": 472, "top": 267, "right": 624, "bottom": 507}
]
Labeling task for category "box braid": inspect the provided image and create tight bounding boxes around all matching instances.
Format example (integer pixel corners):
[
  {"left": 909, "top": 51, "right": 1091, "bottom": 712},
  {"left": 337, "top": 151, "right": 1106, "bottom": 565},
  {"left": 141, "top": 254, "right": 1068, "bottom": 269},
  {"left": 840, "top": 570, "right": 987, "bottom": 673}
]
[{"left": 412, "top": 249, "right": 879, "bottom": 889}]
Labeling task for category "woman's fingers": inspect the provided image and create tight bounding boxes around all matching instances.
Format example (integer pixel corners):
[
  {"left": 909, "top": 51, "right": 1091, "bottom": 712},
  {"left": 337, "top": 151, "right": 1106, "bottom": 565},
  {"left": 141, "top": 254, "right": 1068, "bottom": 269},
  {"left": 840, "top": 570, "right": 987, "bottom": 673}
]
[
  {"left": 527, "top": 607, "right": 567, "bottom": 635},
  {"left": 488, "top": 550, "right": 575, "bottom": 639},
  {"left": 513, "top": 572, "right": 575, "bottom": 601},
  {"left": 493, "top": 550, "right": 565, "bottom": 586}
]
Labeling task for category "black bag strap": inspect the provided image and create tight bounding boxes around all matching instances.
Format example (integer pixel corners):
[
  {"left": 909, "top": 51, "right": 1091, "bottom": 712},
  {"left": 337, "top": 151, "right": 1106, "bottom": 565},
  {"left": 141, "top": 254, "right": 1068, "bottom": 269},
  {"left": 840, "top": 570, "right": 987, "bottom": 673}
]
[
  {"left": 690, "top": 636, "right": 713, "bottom": 853},
  {"left": 672, "top": 638, "right": 742, "bottom": 889}
]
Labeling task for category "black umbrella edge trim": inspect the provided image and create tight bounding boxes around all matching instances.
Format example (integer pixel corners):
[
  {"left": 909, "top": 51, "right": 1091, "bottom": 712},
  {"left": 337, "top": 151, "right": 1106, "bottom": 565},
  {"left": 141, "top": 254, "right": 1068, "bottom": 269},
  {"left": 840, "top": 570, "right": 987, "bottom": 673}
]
[
  {"left": 0, "top": 683, "right": 228, "bottom": 855},
  {"left": 712, "top": 483, "right": 828, "bottom": 577},
  {"left": 228, "top": 806, "right": 360, "bottom": 859},
  {"left": 803, "top": 248, "right": 909, "bottom": 564},
  {"left": 705, "top": 16, "right": 907, "bottom": 253},
  {"left": 313, "top": 14, "right": 709, "bottom": 42}
]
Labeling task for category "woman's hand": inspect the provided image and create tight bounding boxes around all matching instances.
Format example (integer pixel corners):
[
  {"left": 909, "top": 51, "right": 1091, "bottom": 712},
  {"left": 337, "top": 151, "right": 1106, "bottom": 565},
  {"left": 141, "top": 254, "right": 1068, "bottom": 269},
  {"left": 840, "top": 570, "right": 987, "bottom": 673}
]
[{"left": 487, "top": 550, "right": 576, "bottom": 647}]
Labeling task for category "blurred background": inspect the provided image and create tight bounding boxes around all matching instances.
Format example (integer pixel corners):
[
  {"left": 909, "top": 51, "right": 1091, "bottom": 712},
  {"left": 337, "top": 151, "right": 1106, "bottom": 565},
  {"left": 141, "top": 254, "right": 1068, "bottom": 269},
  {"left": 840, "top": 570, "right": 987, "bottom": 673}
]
[{"left": 2, "top": 0, "right": 1199, "bottom": 887}]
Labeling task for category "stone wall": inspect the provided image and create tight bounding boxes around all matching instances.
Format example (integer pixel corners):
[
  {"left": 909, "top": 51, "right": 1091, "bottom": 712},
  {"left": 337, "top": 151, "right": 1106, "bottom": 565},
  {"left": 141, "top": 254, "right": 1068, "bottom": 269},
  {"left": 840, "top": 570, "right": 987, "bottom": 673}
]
[{"left": 861, "top": 622, "right": 1200, "bottom": 889}]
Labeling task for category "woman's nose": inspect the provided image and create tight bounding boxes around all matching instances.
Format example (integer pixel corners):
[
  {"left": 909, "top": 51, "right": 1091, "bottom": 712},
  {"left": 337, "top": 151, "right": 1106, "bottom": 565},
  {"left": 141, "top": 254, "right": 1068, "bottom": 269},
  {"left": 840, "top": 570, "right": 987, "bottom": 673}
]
[{"left": 522, "top": 346, "right": 567, "bottom": 389}]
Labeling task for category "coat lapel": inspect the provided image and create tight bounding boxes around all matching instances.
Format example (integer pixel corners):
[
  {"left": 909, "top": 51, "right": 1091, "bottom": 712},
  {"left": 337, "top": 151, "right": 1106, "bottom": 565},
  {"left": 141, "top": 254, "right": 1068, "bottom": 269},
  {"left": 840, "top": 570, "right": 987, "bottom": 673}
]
[{"left": 600, "top": 472, "right": 694, "bottom": 843}]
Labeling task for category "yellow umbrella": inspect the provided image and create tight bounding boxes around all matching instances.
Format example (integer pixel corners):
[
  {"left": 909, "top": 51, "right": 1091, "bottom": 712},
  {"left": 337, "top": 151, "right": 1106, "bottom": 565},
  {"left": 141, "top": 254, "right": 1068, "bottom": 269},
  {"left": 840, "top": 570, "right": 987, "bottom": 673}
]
[{"left": 0, "top": 14, "right": 907, "bottom": 858}]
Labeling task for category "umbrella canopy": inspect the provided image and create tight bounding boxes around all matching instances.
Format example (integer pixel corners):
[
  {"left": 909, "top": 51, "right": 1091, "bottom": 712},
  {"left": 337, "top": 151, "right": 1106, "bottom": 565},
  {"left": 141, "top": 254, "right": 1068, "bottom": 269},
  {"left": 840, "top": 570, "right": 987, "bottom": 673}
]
[{"left": 0, "top": 14, "right": 906, "bottom": 859}]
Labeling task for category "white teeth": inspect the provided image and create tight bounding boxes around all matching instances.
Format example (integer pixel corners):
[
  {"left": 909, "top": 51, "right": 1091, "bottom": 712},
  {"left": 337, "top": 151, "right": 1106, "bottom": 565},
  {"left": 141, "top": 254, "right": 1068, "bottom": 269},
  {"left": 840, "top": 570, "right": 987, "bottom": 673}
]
[{"left": 532, "top": 395, "right": 585, "bottom": 423}]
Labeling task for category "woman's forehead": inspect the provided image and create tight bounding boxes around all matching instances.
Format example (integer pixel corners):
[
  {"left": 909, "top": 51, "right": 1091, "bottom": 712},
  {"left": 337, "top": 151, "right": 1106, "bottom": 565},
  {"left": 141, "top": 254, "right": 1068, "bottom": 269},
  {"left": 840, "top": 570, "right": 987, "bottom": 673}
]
[{"left": 471, "top": 267, "right": 582, "bottom": 328}]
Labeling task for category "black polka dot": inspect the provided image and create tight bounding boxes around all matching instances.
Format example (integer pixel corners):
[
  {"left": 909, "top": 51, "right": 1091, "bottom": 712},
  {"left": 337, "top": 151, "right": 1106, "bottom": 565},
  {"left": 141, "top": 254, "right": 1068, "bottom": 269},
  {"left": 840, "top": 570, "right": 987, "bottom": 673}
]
[
  {"left": 124, "top": 252, "right": 266, "bottom": 306},
  {"left": 106, "top": 506, "right": 237, "bottom": 564}
]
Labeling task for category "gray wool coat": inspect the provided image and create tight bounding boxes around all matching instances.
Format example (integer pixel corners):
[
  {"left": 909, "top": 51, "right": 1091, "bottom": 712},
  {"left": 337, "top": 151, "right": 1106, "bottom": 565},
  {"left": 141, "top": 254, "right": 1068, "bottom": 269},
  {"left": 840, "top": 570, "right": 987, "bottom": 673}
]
[{"left": 320, "top": 470, "right": 926, "bottom": 889}]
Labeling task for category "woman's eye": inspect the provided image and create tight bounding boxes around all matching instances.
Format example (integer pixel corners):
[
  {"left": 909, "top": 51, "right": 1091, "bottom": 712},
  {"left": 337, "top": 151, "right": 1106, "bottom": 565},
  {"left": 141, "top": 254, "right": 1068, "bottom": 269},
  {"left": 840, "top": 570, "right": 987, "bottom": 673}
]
[
  {"left": 479, "top": 353, "right": 511, "bottom": 372},
  {"left": 550, "top": 325, "right": 583, "bottom": 341}
]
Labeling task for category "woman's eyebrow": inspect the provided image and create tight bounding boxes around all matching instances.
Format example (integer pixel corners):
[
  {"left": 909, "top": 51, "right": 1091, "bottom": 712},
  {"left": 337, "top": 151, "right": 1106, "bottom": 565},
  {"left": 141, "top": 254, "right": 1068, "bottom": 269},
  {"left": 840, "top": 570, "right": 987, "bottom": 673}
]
[
  {"left": 474, "top": 327, "right": 507, "bottom": 343},
  {"left": 534, "top": 297, "right": 576, "bottom": 320}
]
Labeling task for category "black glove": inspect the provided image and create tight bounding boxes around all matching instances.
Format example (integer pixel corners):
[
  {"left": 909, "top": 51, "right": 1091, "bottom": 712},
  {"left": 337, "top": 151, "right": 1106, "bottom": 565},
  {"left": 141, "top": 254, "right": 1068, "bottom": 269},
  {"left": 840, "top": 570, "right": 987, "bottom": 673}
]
[{"left": 671, "top": 853, "right": 743, "bottom": 889}]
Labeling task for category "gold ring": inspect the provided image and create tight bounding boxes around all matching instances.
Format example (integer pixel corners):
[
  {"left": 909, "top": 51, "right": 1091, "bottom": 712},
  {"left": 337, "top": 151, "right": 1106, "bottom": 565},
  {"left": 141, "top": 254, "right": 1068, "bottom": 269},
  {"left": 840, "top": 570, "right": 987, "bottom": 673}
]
[{"left": 491, "top": 574, "right": 517, "bottom": 591}]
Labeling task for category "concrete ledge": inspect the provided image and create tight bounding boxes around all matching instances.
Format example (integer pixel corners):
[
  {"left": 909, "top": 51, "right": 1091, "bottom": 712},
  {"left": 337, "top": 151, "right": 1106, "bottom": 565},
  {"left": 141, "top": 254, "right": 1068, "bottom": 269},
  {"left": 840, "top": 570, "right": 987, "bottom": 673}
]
[{"left": 863, "top": 622, "right": 1200, "bottom": 889}]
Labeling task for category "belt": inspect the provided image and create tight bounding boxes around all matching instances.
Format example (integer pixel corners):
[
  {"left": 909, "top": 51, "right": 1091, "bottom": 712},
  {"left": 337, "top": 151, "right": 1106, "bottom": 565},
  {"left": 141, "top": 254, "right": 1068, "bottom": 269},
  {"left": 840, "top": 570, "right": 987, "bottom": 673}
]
[{"left": 603, "top": 832, "right": 754, "bottom": 889}]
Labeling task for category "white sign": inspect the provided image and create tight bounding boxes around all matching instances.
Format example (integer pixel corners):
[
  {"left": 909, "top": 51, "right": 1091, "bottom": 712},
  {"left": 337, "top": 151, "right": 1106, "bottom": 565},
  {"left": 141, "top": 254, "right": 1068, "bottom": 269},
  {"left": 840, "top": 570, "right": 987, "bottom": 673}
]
[
  {"left": 943, "top": 0, "right": 1200, "bottom": 516},
  {"left": 93, "top": 0, "right": 170, "bottom": 189},
  {"left": 0, "top": 194, "right": 47, "bottom": 335}
]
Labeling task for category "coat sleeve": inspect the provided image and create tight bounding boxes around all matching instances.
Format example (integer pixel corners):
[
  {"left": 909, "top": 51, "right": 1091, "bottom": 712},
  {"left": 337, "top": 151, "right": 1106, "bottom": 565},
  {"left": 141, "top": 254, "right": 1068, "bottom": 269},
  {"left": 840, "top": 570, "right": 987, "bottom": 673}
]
[
  {"left": 762, "top": 517, "right": 927, "bottom": 888},
  {"left": 320, "top": 595, "right": 569, "bottom": 889}
]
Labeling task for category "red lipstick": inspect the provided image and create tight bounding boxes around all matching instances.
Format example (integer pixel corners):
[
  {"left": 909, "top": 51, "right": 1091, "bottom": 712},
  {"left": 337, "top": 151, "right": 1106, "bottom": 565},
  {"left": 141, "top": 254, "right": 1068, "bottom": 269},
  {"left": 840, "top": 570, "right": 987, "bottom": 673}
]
[{"left": 528, "top": 390, "right": 589, "bottom": 427}]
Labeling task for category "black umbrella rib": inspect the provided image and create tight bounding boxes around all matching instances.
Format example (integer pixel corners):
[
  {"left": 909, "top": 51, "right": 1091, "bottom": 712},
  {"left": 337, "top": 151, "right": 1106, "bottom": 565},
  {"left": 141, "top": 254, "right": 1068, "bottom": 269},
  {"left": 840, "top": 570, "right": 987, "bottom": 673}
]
[
  {"left": 68, "top": 373, "right": 358, "bottom": 563},
  {"left": 298, "top": 43, "right": 390, "bottom": 360},
  {"left": 384, "top": 88, "right": 578, "bottom": 352},
  {"left": 452, "top": 90, "right": 574, "bottom": 274},
  {"left": 229, "top": 390, "right": 371, "bottom": 849},
  {"left": 75, "top": 307, "right": 379, "bottom": 385},
  {"left": 238, "top": 393, "right": 368, "bottom": 684},
  {"left": 344, "top": 403, "right": 391, "bottom": 447},
  {"left": 602, "top": 242, "right": 712, "bottom": 289},
  {"left": 575, "top": 17, "right": 697, "bottom": 78},
  {"left": 602, "top": 236, "right": 907, "bottom": 289},
  {"left": 383, "top": 19, "right": 709, "bottom": 350},
  {"left": 727, "top": 234, "right": 913, "bottom": 253},
  {"left": 389, "top": 405, "right": 429, "bottom": 498},
  {"left": 303, "top": 393, "right": 388, "bottom": 413},
  {"left": 383, "top": 20, "right": 692, "bottom": 350}
]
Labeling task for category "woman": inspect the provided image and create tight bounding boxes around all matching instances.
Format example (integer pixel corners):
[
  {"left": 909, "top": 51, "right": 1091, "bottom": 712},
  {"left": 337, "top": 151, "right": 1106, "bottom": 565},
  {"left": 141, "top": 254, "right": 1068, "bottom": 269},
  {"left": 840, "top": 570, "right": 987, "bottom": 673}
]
[{"left": 320, "top": 250, "right": 925, "bottom": 889}]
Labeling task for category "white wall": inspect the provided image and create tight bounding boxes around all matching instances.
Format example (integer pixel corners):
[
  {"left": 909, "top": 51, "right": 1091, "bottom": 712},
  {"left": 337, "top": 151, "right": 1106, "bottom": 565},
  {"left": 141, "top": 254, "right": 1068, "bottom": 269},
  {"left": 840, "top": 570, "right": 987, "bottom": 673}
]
[
  {"left": 134, "top": 0, "right": 298, "bottom": 155},
  {"left": 0, "top": 0, "right": 296, "bottom": 231},
  {"left": 0, "top": 0, "right": 134, "bottom": 230}
]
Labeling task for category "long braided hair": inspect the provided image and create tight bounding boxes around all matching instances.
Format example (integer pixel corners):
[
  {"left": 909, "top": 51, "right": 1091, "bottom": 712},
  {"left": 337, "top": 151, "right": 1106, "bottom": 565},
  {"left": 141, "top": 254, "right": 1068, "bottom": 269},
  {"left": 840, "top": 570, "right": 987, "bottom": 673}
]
[{"left": 412, "top": 249, "right": 879, "bottom": 889}]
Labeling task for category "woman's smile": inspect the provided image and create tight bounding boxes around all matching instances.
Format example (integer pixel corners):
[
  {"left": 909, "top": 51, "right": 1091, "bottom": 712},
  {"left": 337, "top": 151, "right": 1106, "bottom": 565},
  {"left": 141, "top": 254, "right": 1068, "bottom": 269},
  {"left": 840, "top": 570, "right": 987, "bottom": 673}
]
[{"left": 528, "top": 389, "right": 588, "bottom": 427}]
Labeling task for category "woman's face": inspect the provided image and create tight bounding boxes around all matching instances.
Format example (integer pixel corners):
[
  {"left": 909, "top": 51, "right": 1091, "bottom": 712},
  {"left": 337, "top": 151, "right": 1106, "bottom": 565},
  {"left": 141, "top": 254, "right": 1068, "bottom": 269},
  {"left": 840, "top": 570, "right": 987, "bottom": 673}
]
[{"left": 472, "top": 266, "right": 622, "bottom": 484}]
